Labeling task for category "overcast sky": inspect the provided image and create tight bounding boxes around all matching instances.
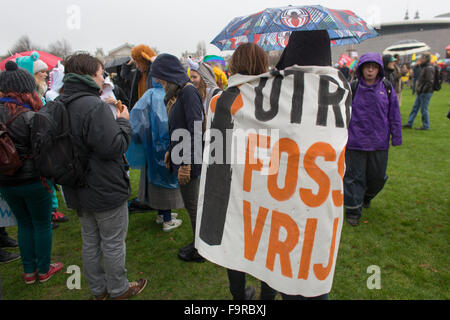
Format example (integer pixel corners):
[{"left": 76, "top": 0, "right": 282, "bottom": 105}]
[{"left": 1, "top": 0, "right": 448, "bottom": 57}]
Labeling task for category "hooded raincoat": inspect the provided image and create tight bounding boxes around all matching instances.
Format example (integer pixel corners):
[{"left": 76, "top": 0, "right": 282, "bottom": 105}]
[
  {"left": 348, "top": 53, "right": 402, "bottom": 151},
  {"left": 127, "top": 80, "right": 179, "bottom": 189}
]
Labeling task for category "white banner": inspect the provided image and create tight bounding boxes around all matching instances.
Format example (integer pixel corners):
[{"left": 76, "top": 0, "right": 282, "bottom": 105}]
[
  {"left": 0, "top": 194, "right": 17, "bottom": 228},
  {"left": 196, "top": 65, "right": 351, "bottom": 296}
]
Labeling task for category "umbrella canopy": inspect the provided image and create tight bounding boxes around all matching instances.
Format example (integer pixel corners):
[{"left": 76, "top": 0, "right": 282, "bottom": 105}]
[
  {"left": 211, "top": 5, "right": 378, "bottom": 51},
  {"left": 104, "top": 56, "right": 131, "bottom": 73},
  {"left": 383, "top": 40, "right": 431, "bottom": 57},
  {"left": 0, "top": 51, "right": 62, "bottom": 72},
  {"left": 0, "top": 53, "right": 24, "bottom": 71},
  {"left": 203, "top": 55, "right": 226, "bottom": 66}
]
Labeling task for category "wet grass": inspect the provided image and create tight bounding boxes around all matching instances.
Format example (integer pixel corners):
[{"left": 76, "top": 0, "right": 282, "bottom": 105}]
[{"left": 1, "top": 84, "right": 449, "bottom": 300}]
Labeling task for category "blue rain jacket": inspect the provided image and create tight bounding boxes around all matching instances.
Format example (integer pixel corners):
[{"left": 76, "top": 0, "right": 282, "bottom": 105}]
[{"left": 126, "top": 80, "right": 178, "bottom": 189}]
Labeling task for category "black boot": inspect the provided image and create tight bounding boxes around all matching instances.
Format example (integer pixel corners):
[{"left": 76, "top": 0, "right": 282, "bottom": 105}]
[
  {"left": 0, "top": 228, "right": 18, "bottom": 248},
  {"left": 244, "top": 286, "right": 256, "bottom": 300},
  {"left": 345, "top": 208, "right": 361, "bottom": 226},
  {"left": 0, "top": 248, "right": 20, "bottom": 264},
  {"left": 178, "top": 244, "right": 205, "bottom": 263}
]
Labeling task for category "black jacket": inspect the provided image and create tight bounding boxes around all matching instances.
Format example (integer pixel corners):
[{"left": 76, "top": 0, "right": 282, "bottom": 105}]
[
  {"left": 60, "top": 74, "right": 132, "bottom": 213},
  {"left": 416, "top": 63, "right": 435, "bottom": 94},
  {"left": 0, "top": 104, "right": 40, "bottom": 186},
  {"left": 120, "top": 62, "right": 153, "bottom": 109},
  {"left": 150, "top": 54, "right": 204, "bottom": 178}
]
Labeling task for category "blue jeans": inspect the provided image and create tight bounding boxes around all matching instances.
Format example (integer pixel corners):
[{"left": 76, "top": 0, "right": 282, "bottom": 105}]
[
  {"left": 0, "top": 181, "right": 53, "bottom": 274},
  {"left": 407, "top": 93, "right": 433, "bottom": 129}
]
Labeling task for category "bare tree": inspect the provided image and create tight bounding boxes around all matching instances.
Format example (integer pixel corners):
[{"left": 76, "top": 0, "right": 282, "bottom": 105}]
[
  {"left": 10, "top": 35, "right": 41, "bottom": 54},
  {"left": 47, "top": 39, "right": 72, "bottom": 59}
]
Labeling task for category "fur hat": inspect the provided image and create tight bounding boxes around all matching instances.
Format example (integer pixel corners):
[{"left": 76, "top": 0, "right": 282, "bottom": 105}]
[
  {"left": 0, "top": 61, "right": 36, "bottom": 94},
  {"left": 131, "top": 45, "right": 156, "bottom": 65}
]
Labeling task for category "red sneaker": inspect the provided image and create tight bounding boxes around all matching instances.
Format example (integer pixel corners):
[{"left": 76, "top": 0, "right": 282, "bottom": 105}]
[
  {"left": 52, "top": 211, "right": 69, "bottom": 223},
  {"left": 23, "top": 271, "right": 37, "bottom": 285},
  {"left": 39, "top": 262, "right": 63, "bottom": 283}
]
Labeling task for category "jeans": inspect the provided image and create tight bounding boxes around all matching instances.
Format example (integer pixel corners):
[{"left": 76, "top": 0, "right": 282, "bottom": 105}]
[
  {"left": 407, "top": 93, "right": 433, "bottom": 129},
  {"left": 0, "top": 181, "right": 53, "bottom": 274},
  {"left": 78, "top": 201, "right": 130, "bottom": 298}
]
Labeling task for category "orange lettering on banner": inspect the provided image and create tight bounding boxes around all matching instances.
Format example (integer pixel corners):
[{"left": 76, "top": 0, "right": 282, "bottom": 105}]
[
  {"left": 313, "top": 217, "right": 340, "bottom": 281},
  {"left": 268, "top": 138, "right": 300, "bottom": 201},
  {"left": 300, "top": 142, "right": 336, "bottom": 208},
  {"left": 230, "top": 93, "right": 244, "bottom": 115},
  {"left": 266, "top": 210, "right": 299, "bottom": 278},
  {"left": 297, "top": 218, "right": 318, "bottom": 280},
  {"left": 243, "top": 200, "right": 269, "bottom": 261},
  {"left": 332, "top": 148, "right": 346, "bottom": 207},
  {"left": 209, "top": 95, "right": 220, "bottom": 114},
  {"left": 243, "top": 134, "right": 270, "bottom": 192}
]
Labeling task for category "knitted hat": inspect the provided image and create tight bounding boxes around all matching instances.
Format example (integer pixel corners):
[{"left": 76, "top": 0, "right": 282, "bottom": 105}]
[
  {"left": 16, "top": 51, "right": 40, "bottom": 75},
  {"left": 33, "top": 59, "right": 48, "bottom": 74},
  {"left": 131, "top": 45, "right": 156, "bottom": 66},
  {"left": 0, "top": 61, "right": 36, "bottom": 94}
]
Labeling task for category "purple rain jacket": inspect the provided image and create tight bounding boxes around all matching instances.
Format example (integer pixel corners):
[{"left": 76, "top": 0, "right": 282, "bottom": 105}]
[{"left": 347, "top": 52, "right": 402, "bottom": 151}]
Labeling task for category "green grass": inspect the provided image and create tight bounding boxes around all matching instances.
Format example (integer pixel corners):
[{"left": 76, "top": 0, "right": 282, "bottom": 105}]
[{"left": 1, "top": 84, "right": 449, "bottom": 300}]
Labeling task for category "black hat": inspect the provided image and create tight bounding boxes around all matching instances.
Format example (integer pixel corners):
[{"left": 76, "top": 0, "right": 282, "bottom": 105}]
[
  {"left": 276, "top": 30, "right": 332, "bottom": 70},
  {"left": 0, "top": 61, "right": 36, "bottom": 94}
]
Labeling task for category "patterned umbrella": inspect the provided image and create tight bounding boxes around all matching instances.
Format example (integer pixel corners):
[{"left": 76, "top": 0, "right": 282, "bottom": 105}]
[{"left": 211, "top": 5, "right": 378, "bottom": 51}]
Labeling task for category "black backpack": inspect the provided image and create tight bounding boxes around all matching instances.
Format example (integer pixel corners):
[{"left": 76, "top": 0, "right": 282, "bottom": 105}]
[
  {"left": 350, "top": 78, "right": 393, "bottom": 101},
  {"left": 433, "top": 66, "right": 442, "bottom": 92},
  {"left": 31, "top": 93, "right": 93, "bottom": 187}
]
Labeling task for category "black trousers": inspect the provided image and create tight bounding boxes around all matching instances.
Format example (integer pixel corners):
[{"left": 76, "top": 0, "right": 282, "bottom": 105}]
[
  {"left": 343, "top": 149, "right": 389, "bottom": 217},
  {"left": 0, "top": 227, "right": 8, "bottom": 240},
  {"left": 227, "top": 269, "right": 276, "bottom": 300},
  {"left": 227, "top": 269, "right": 329, "bottom": 300}
]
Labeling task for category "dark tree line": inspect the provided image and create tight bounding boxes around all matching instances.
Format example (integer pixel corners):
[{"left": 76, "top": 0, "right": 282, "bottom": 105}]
[{"left": 1, "top": 35, "right": 73, "bottom": 60}]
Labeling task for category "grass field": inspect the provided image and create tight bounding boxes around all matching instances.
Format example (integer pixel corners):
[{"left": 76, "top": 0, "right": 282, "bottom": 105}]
[{"left": 1, "top": 84, "right": 449, "bottom": 300}]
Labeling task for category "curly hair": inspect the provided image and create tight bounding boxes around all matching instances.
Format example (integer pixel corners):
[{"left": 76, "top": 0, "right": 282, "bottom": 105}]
[{"left": 0, "top": 91, "right": 43, "bottom": 116}]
